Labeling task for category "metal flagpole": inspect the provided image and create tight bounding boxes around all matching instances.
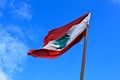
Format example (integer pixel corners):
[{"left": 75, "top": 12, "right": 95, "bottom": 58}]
[{"left": 80, "top": 26, "right": 88, "bottom": 80}]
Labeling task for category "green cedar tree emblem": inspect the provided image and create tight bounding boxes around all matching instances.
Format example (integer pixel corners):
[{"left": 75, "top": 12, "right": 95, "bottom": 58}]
[{"left": 52, "top": 34, "right": 70, "bottom": 49}]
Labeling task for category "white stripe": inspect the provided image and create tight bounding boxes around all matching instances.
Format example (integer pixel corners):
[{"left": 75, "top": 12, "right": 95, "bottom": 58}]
[
  {"left": 43, "top": 13, "right": 91, "bottom": 51},
  {"left": 67, "top": 13, "right": 91, "bottom": 45}
]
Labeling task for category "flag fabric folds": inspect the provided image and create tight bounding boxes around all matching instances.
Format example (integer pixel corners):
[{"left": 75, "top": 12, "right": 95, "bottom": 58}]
[{"left": 28, "top": 12, "right": 91, "bottom": 59}]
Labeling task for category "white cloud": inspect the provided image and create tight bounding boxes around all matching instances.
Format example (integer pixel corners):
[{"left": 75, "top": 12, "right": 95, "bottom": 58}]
[
  {"left": 0, "top": 1, "right": 34, "bottom": 80},
  {"left": 0, "top": 0, "right": 33, "bottom": 20},
  {"left": 6, "top": 25, "right": 26, "bottom": 40},
  {"left": 6, "top": 25, "right": 37, "bottom": 43},
  {"left": 0, "top": 25, "right": 29, "bottom": 79},
  {"left": 0, "top": 67, "right": 10, "bottom": 80},
  {"left": 10, "top": 1, "right": 32, "bottom": 20}
]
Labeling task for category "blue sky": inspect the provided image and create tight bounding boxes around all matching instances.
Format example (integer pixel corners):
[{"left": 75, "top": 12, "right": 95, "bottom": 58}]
[{"left": 0, "top": 0, "right": 120, "bottom": 80}]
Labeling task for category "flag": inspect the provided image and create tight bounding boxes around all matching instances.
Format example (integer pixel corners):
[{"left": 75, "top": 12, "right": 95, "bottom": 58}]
[{"left": 28, "top": 12, "right": 91, "bottom": 59}]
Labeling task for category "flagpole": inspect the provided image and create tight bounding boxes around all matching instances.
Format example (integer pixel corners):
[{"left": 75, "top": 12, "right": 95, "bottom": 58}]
[{"left": 80, "top": 26, "right": 88, "bottom": 80}]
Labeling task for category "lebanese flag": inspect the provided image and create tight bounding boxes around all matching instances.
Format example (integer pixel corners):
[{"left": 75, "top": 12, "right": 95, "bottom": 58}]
[{"left": 28, "top": 12, "right": 91, "bottom": 59}]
